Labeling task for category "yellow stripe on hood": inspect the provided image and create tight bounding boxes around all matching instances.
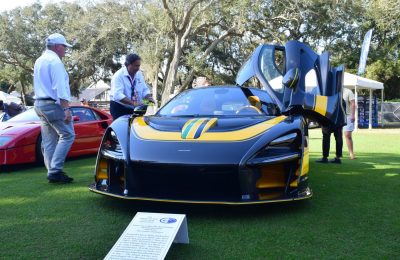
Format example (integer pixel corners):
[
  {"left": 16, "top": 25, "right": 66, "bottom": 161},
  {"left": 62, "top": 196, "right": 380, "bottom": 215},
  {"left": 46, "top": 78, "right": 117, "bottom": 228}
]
[{"left": 133, "top": 116, "right": 286, "bottom": 142}]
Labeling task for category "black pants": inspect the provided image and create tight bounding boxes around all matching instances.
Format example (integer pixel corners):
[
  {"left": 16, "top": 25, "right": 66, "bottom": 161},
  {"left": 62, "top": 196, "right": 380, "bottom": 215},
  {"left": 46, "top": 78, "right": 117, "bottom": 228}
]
[
  {"left": 322, "top": 126, "right": 343, "bottom": 158},
  {"left": 110, "top": 101, "right": 134, "bottom": 120}
]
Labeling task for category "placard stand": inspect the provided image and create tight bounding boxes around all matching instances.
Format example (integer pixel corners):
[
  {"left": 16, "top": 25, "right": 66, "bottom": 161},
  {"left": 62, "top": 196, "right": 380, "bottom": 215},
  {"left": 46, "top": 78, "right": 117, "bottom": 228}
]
[{"left": 104, "top": 212, "right": 189, "bottom": 260}]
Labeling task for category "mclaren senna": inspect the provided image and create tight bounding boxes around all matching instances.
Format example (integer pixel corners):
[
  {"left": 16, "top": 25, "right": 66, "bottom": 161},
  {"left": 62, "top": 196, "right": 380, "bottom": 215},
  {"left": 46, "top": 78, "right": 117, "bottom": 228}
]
[{"left": 89, "top": 40, "right": 346, "bottom": 204}]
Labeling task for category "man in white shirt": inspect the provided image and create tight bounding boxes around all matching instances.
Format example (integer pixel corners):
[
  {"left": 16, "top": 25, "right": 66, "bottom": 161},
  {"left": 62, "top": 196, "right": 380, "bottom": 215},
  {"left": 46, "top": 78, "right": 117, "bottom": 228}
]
[
  {"left": 33, "top": 33, "right": 76, "bottom": 184},
  {"left": 110, "top": 53, "right": 154, "bottom": 120}
]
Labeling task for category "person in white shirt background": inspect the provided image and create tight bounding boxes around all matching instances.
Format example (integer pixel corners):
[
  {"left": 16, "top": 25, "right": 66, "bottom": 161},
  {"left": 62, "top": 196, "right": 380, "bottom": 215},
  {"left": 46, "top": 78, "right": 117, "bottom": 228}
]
[
  {"left": 110, "top": 53, "right": 154, "bottom": 120},
  {"left": 343, "top": 87, "right": 356, "bottom": 159},
  {"left": 33, "top": 33, "right": 75, "bottom": 184}
]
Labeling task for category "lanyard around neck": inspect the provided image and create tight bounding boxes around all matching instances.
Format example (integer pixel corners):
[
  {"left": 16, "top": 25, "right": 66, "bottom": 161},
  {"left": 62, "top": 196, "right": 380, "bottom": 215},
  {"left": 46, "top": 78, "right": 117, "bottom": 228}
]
[{"left": 128, "top": 76, "right": 136, "bottom": 100}]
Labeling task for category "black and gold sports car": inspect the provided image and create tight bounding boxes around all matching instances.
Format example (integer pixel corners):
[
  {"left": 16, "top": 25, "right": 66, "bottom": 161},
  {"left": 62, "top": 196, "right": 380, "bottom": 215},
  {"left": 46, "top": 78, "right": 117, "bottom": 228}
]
[{"left": 89, "top": 40, "right": 345, "bottom": 204}]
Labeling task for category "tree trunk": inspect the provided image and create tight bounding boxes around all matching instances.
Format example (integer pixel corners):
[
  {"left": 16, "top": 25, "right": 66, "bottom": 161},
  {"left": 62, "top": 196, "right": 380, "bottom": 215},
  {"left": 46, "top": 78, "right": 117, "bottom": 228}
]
[
  {"left": 7, "top": 84, "right": 15, "bottom": 94},
  {"left": 161, "top": 36, "right": 183, "bottom": 105},
  {"left": 152, "top": 66, "right": 159, "bottom": 110},
  {"left": 20, "top": 81, "right": 26, "bottom": 105},
  {"left": 161, "top": 54, "right": 172, "bottom": 92}
]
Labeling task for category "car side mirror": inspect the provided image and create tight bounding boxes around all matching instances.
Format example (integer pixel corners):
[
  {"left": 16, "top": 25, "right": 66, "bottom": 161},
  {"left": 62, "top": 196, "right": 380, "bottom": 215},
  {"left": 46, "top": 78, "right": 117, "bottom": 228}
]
[
  {"left": 72, "top": 116, "right": 80, "bottom": 122},
  {"left": 133, "top": 105, "right": 148, "bottom": 116},
  {"left": 282, "top": 68, "right": 300, "bottom": 89}
]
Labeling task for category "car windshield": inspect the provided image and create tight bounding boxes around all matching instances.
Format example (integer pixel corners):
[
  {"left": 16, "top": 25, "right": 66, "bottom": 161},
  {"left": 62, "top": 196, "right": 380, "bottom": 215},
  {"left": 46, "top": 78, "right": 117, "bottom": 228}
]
[
  {"left": 7, "top": 108, "right": 39, "bottom": 122},
  {"left": 158, "top": 87, "right": 280, "bottom": 117}
]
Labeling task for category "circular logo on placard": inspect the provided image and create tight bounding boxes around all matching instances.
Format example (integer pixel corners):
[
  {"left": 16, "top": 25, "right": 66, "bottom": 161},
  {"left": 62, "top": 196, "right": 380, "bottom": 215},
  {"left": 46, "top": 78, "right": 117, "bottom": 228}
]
[{"left": 160, "top": 218, "right": 177, "bottom": 224}]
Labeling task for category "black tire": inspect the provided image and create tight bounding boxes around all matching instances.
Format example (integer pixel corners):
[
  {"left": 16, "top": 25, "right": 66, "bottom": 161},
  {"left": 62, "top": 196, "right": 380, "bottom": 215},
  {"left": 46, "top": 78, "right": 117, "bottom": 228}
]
[{"left": 36, "top": 135, "right": 44, "bottom": 165}]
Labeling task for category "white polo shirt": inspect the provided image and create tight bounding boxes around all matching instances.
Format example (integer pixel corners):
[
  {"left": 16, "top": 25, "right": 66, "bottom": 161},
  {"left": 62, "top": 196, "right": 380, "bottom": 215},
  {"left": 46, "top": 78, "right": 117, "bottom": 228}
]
[
  {"left": 110, "top": 66, "right": 150, "bottom": 103},
  {"left": 343, "top": 88, "right": 355, "bottom": 116},
  {"left": 33, "top": 50, "right": 71, "bottom": 102}
]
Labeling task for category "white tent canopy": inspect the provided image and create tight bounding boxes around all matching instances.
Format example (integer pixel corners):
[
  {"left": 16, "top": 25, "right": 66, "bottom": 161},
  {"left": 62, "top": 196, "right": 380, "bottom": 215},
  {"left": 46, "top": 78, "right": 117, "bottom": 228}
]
[
  {"left": 71, "top": 80, "right": 111, "bottom": 104},
  {"left": 0, "top": 91, "right": 22, "bottom": 104},
  {"left": 342, "top": 72, "right": 383, "bottom": 90},
  {"left": 303, "top": 72, "right": 384, "bottom": 91}
]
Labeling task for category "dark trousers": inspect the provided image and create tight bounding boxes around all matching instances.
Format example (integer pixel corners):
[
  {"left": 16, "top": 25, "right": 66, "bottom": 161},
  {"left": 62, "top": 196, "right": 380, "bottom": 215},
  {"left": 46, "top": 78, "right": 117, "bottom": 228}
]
[
  {"left": 110, "top": 101, "right": 134, "bottom": 120},
  {"left": 322, "top": 126, "right": 343, "bottom": 158}
]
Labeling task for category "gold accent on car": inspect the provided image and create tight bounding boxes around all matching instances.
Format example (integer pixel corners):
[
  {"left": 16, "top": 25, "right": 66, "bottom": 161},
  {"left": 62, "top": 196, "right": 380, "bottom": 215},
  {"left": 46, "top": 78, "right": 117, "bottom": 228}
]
[{"left": 133, "top": 116, "right": 286, "bottom": 142}]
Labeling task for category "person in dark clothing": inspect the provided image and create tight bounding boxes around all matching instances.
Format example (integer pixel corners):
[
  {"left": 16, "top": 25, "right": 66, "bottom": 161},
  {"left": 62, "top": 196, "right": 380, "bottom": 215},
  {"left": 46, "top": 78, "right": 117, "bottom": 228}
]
[
  {"left": 316, "top": 125, "right": 343, "bottom": 163},
  {"left": 0, "top": 101, "right": 25, "bottom": 121},
  {"left": 316, "top": 88, "right": 348, "bottom": 164},
  {"left": 4, "top": 102, "right": 24, "bottom": 117}
]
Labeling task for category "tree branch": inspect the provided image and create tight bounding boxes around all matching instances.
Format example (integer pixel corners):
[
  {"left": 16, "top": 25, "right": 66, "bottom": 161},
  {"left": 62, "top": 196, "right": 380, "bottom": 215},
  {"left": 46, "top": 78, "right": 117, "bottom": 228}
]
[
  {"left": 192, "top": 18, "right": 223, "bottom": 35},
  {"left": 0, "top": 56, "right": 33, "bottom": 73},
  {"left": 184, "top": 0, "right": 216, "bottom": 29},
  {"left": 178, "top": 25, "right": 239, "bottom": 92},
  {"left": 179, "top": 0, "right": 203, "bottom": 33},
  {"left": 181, "top": 18, "right": 194, "bottom": 47},
  {"left": 162, "top": 0, "right": 178, "bottom": 32}
]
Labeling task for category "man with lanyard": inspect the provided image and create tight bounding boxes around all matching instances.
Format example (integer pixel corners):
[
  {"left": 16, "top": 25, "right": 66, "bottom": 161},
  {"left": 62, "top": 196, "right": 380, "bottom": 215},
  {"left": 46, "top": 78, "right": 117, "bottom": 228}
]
[
  {"left": 110, "top": 53, "right": 154, "bottom": 120},
  {"left": 33, "top": 33, "right": 76, "bottom": 184}
]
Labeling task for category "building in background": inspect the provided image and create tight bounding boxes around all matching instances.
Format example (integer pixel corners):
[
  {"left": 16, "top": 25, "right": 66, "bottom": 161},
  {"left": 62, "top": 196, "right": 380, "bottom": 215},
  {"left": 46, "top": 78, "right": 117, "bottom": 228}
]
[
  {"left": 0, "top": 91, "right": 22, "bottom": 104},
  {"left": 71, "top": 80, "right": 111, "bottom": 108}
]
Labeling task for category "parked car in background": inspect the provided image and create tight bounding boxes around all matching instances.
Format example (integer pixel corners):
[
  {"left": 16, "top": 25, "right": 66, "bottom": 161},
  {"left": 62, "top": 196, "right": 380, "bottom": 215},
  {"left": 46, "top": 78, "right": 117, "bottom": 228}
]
[{"left": 0, "top": 106, "right": 112, "bottom": 166}]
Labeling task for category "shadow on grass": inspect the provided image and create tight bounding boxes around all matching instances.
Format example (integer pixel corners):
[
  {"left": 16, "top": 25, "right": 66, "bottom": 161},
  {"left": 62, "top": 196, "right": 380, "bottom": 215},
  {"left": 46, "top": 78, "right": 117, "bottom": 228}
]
[
  {"left": 94, "top": 195, "right": 312, "bottom": 220},
  {"left": 309, "top": 151, "right": 400, "bottom": 171}
]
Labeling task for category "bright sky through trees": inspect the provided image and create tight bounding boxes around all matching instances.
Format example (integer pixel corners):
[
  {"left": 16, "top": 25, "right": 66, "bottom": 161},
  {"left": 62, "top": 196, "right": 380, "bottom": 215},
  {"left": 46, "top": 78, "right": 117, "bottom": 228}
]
[{"left": 0, "top": 0, "right": 75, "bottom": 12}]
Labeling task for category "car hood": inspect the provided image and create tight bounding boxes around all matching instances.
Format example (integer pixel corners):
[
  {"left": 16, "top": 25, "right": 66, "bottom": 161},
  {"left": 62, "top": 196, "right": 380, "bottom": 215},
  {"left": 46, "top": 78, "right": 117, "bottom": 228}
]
[
  {"left": 0, "top": 121, "right": 40, "bottom": 136},
  {"left": 129, "top": 115, "right": 289, "bottom": 165},
  {"left": 135, "top": 115, "right": 285, "bottom": 141}
]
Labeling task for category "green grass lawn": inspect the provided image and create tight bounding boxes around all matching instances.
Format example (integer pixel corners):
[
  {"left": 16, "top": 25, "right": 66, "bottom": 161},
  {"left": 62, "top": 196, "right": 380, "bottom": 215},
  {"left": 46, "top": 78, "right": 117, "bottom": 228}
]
[{"left": 0, "top": 129, "right": 399, "bottom": 259}]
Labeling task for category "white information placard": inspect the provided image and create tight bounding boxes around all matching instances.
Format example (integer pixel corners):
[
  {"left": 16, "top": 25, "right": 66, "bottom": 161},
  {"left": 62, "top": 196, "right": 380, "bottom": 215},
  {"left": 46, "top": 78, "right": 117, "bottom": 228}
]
[{"left": 104, "top": 212, "right": 189, "bottom": 260}]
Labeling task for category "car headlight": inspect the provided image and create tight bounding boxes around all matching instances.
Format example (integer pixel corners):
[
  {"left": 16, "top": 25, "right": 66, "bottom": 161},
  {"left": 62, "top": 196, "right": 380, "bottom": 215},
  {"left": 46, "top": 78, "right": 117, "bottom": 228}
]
[
  {"left": 0, "top": 136, "right": 13, "bottom": 147},
  {"left": 103, "top": 130, "right": 121, "bottom": 151},
  {"left": 248, "top": 132, "right": 300, "bottom": 165},
  {"left": 95, "top": 129, "right": 125, "bottom": 192},
  {"left": 269, "top": 132, "right": 297, "bottom": 146},
  {"left": 101, "top": 130, "right": 123, "bottom": 160},
  {"left": 110, "top": 130, "right": 118, "bottom": 143}
]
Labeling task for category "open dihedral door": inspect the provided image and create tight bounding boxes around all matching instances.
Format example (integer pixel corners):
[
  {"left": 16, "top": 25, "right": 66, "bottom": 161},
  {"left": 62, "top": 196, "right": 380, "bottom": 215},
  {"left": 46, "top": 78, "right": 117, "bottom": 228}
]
[
  {"left": 280, "top": 41, "right": 346, "bottom": 127},
  {"left": 236, "top": 40, "right": 346, "bottom": 128}
]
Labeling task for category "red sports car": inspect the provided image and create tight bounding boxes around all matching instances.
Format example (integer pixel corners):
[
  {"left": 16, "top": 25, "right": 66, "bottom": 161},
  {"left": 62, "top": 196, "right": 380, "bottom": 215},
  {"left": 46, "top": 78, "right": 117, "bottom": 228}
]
[{"left": 0, "top": 106, "right": 112, "bottom": 166}]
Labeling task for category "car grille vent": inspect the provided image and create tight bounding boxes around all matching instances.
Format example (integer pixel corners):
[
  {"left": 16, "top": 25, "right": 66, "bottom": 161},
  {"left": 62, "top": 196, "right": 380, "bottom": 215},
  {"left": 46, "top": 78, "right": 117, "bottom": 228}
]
[{"left": 130, "top": 163, "right": 241, "bottom": 201}]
